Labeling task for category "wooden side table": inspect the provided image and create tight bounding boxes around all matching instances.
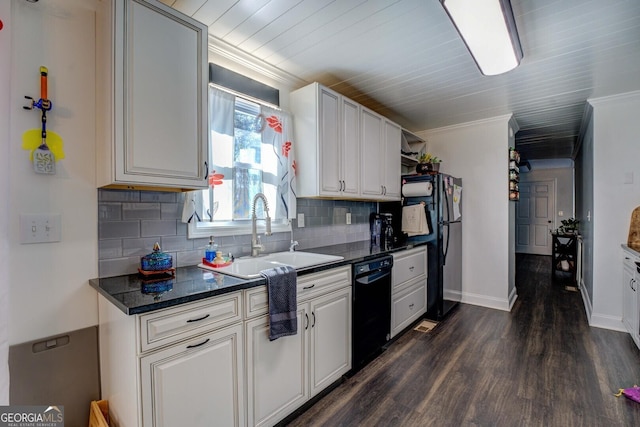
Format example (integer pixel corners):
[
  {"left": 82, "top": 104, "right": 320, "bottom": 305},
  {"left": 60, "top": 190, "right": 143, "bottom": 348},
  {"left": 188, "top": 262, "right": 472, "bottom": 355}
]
[{"left": 552, "top": 232, "right": 578, "bottom": 285}]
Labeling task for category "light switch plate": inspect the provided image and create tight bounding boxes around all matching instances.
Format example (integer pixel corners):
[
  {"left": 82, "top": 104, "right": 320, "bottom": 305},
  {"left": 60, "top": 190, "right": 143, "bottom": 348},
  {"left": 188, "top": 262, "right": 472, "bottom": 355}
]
[
  {"left": 346, "top": 213, "right": 352, "bottom": 224},
  {"left": 297, "top": 213, "right": 305, "bottom": 228},
  {"left": 20, "top": 214, "right": 62, "bottom": 244}
]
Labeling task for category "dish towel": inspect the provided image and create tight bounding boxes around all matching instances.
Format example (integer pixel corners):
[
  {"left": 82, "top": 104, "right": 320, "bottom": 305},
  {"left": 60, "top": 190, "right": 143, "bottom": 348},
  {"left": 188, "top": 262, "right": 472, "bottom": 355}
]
[
  {"left": 260, "top": 265, "right": 298, "bottom": 341},
  {"left": 402, "top": 204, "right": 430, "bottom": 236}
]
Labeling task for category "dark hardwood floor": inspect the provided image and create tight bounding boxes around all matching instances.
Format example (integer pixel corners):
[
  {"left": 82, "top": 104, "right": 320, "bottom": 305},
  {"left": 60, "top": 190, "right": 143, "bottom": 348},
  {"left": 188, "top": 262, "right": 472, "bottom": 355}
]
[{"left": 286, "top": 254, "right": 640, "bottom": 426}]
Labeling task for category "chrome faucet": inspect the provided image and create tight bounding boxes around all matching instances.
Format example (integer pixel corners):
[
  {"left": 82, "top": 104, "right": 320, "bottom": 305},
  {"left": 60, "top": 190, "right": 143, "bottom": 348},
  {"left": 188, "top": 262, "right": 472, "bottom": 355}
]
[
  {"left": 289, "top": 240, "right": 299, "bottom": 252},
  {"left": 251, "top": 193, "right": 271, "bottom": 257}
]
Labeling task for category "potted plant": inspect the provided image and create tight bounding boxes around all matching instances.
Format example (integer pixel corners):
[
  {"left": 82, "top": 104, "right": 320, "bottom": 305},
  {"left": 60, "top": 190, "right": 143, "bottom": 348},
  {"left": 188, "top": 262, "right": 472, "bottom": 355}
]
[
  {"left": 557, "top": 217, "right": 579, "bottom": 234},
  {"left": 416, "top": 153, "right": 442, "bottom": 174}
]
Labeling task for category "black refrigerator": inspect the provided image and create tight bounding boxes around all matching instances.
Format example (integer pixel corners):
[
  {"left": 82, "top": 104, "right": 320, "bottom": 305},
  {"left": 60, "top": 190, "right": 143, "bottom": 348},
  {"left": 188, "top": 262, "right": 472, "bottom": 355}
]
[{"left": 382, "top": 173, "right": 463, "bottom": 320}]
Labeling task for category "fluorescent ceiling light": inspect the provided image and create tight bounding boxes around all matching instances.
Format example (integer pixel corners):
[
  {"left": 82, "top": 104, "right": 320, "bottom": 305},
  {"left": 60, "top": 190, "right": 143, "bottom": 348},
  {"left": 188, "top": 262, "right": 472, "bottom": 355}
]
[{"left": 440, "top": 0, "right": 523, "bottom": 76}]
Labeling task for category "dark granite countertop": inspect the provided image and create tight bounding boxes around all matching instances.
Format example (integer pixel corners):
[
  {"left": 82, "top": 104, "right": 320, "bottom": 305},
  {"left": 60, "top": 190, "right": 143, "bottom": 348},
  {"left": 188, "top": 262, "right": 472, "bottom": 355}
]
[{"left": 90, "top": 240, "right": 425, "bottom": 315}]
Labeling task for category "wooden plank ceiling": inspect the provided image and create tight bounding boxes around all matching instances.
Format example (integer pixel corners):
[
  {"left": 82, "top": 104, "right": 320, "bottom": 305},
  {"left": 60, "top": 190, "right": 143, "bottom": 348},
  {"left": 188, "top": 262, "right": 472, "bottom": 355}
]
[{"left": 160, "top": 0, "right": 640, "bottom": 162}]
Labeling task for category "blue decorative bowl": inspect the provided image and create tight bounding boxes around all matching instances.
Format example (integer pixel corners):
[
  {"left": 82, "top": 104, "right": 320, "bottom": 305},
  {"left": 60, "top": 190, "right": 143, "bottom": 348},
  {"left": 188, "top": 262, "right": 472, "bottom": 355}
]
[{"left": 140, "top": 242, "right": 173, "bottom": 271}]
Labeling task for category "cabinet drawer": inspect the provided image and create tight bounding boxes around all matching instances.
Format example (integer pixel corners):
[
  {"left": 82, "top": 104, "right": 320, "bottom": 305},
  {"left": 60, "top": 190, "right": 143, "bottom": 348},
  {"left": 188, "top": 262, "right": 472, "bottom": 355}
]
[
  {"left": 391, "top": 277, "right": 427, "bottom": 338},
  {"left": 244, "top": 286, "right": 269, "bottom": 319},
  {"left": 298, "top": 266, "right": 351, "bottom": 303},
  {"left": 392, "top": 247, "right": 427, "bottom": 286},
  {"left": 139, "top": 292, "right": 242, "bottom": 352},
  {"left": 243, "top": 266, "right": 351, "bottom": 318}
]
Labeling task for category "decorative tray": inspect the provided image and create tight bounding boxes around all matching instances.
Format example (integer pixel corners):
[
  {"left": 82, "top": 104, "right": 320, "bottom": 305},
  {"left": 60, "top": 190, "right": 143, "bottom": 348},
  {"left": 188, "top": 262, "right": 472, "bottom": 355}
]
[
  {"left": 201, "top": 258, "right": 232, "bottom": 268},
  {"left": 138, "top": 267, "right": 176, "bottom": 277}
]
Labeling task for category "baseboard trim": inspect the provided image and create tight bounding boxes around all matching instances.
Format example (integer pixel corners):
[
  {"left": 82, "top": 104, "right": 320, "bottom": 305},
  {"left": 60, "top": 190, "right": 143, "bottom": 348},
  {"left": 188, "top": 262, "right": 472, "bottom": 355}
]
[
  {"left": 589, "top": 313, "right": 626, "bottom": 332},
  {"left": 579, "top": 283, "right": 626, "bottom": 331},
  {"left": 461, "top": 292, "right": 511, "bottom": 311}
]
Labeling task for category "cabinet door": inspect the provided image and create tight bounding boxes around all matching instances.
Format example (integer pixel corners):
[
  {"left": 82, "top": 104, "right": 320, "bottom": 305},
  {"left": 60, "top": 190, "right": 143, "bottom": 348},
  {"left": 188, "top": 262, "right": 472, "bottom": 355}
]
[
  {"left": 319, "top": 87, "right": 342, "bottom": 196},
  {"left": 360, "top": 108, "right": 384, "bottom": 197},
  {"left": 309, "top": 288, "right": 352, "bottom": 398},
  {"left": 114, "top": 0, "right": 208, "bottom": 188},
  {"left": 140, "top": 324, "right": 244, "bottom": 427},
  {"left": 382, "top": 120, "right": 401, "bottom": 200},
  {"left": 391, "top": 277, "right": 427, "bottom": 338},
  {"left": 622, "top": 257, "right": 639, "bottom": 346},
  {"left": 246, "top": 308, "right": 308, "bottom": 427},
  {"left": 341, "top": 98, "right": 360, "bottom": 197}
]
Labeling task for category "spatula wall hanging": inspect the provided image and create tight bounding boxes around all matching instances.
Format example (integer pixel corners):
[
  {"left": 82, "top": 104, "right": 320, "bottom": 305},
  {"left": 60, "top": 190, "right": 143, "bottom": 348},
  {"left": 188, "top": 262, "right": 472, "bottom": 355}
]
[{"left": 22, "top": 66, "right": 65, "bottom": 174}]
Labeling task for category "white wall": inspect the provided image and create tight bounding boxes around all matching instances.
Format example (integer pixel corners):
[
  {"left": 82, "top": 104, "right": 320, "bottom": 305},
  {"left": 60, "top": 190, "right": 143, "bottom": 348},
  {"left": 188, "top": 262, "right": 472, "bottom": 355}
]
[
  {"left": 8, "top": 0, "right": 98, "bottom": 344},
  {"left": 589, "top": 91, "right": 640, "bottom": 330},
  {"left": 422, "top": 115, "right": 515, "bottom": 311},
  {"left": 1, "top": 0, "right": 12, "bottom": 406},
  {"left": 575, "top": 112, "right": 594, "bottom": 312}
]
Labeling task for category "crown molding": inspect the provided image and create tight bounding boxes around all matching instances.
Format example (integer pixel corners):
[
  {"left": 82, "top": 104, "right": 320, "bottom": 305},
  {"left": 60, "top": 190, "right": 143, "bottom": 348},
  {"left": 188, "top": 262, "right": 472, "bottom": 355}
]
[{"left": 207, "top": 34, "right": 307, "bottom": 89}]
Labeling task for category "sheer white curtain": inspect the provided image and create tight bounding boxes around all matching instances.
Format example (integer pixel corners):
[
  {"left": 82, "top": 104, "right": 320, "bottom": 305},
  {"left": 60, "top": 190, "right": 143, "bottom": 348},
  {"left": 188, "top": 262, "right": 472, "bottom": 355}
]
[
  {"left": 182, "top": 86, "right": 297, "bottom": 224},
  {"left": 181, "top": 87, "right": 235, "bottom": 223},
  {"left": 260, "top": 105, "right": 297, "bottom": 219}
]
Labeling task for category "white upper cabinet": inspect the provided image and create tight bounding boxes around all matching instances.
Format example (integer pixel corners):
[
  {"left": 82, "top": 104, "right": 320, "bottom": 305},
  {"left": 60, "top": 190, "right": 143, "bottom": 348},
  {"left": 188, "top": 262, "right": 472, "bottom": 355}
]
[
  {"left": 291, "top": 82, "right": 400, "bottom": 201},
  {"left": 361, "top": 108, "right": 402, "bottom": 201},
  {"left": 341, "top": 97, "right": 361, "bottom": 197},
  {"left": 360, "top": 108, "right": 384, "bottom": 198},
  {"left": 291, "top": 83, "right": 361, "bottom": 198},
  {"left": 383, "top": 119, "right": 402, "bottom": 199},
  {"left": 96, "top": 0, "right": 209, "bottom": 190}
]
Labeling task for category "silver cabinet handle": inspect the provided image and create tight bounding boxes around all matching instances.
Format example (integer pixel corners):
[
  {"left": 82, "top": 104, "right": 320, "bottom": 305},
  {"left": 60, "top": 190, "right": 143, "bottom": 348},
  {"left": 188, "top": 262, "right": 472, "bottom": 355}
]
[
  {"left": 409, "top": 303, "right": 415, "bottom": 309},
  {"left": 409, "top": 266, "right": 415, "bottom": 271},
  {"left": 304, "top": 313, "right": 309, "bottom": 330},
  {"left": 312, "top": 312, "right": 316, "bottom": 328}
]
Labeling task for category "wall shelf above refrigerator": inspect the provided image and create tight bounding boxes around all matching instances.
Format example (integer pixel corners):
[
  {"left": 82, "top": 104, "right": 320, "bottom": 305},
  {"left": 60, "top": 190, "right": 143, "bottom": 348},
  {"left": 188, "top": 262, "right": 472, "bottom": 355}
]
[{"left": 401, "top": 129, "right": 426, "bottom": 173}]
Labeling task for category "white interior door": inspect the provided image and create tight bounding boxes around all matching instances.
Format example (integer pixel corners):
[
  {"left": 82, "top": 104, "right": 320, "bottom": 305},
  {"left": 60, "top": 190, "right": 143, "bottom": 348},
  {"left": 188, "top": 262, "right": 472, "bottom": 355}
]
[{"left": 516, "top": 180, "right": 556, "bottom": 255}]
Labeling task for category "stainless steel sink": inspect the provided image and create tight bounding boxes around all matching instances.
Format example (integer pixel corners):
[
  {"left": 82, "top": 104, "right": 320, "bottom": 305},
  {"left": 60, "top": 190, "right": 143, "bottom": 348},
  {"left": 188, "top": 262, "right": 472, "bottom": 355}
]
[{"left": 199, "top": 251, "right": 344, "bottom": 279}]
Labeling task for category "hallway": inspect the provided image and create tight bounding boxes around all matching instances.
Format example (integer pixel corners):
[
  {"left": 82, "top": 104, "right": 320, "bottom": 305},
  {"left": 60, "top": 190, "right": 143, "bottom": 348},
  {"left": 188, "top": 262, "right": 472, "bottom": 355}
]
[{"left": 285, "top": 254, "right": 640, "bottom": 426}]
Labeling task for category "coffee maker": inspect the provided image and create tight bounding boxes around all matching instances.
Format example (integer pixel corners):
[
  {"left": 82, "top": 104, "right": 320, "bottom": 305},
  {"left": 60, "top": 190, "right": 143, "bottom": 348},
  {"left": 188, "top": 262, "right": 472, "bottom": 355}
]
[{"left": 370, "top": 213, "right": 395, "bottom": 251}]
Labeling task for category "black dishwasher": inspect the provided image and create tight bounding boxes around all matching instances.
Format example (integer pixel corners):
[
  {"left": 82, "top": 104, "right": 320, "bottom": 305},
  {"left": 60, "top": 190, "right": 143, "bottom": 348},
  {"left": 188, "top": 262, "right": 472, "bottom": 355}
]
[{"left": 352, "top": 255, "right": 393, "bottom": 372}]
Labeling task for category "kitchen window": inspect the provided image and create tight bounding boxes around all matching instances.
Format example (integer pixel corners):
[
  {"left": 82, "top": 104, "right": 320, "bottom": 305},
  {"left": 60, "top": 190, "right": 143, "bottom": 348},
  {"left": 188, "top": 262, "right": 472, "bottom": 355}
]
[{"left": 186, "top": 85, "right": 297, "bottom": 238}]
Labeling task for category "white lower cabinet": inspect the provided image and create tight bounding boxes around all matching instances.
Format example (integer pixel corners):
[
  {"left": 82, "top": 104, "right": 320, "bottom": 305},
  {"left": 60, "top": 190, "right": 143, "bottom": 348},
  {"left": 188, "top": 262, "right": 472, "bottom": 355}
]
[
  {"left": 245, "top": 307, "right": 308, "bottom": 427},
  {"left": 245, "top": 266, "right": 352, "bottom": 427},
  {"left": 99, "top": 266, "right": 352, "bottom": 427},
  {"left": 622, "top": 251, "right": 640, "bottom": 349},
  {"left": 391, "top": 247, "right": 428, "bottom": 338},
  {"left": 97, "top": 292, "right": 244, "bottom": 427},
  {"left": 309, "top": 287, "right": 352, "bottom": 397},
  {"left": 140, "top": 324, "right": 244, "bottom": 427},
  {"left": 391, "top": 277, "right": 427, "bottom": 338}
]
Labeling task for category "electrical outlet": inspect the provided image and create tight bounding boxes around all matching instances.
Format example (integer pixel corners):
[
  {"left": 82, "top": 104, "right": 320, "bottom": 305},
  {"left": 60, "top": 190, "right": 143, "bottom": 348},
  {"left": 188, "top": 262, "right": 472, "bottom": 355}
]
[
  {"left": 346, "top": 213, "right": 352, "bottom": 225},
  {"left": 297, "top": 213, "right": 305, "bottom": 228},
  {"left": 558, "top": 211, "right": 563, "bottom": 217},
  {"left": 20, "top": 213, "right": 62, "bottom": 244}
]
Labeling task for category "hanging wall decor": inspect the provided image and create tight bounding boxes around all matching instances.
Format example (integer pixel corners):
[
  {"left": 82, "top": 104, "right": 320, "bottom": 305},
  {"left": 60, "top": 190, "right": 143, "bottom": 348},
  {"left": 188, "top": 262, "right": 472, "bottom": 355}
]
[
  {"left": 509, "top": 147, "right": 520, "bottom": 201},
  {"left": 22, "top": 66, "right": 65, "bottom": 174}
]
